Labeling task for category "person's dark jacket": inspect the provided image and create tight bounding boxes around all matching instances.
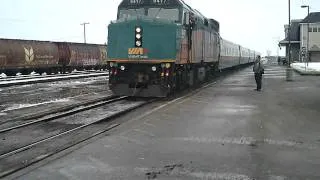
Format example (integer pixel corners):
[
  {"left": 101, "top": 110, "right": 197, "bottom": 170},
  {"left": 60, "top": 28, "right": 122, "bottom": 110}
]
[{"left": 253, "top": 60, "right": 264, "bottom": 74}]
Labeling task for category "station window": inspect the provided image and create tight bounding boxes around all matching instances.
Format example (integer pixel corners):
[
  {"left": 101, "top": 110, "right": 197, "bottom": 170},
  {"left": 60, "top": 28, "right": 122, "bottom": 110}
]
[
  {"left": 309, "top": 27, "right": 312, "bottom": 32},
  {"left": 313, "top": 27, "right": 318, "bottom": 32},
  {"left": 318, "top": 27, "right": 320, "bottom": 32}
]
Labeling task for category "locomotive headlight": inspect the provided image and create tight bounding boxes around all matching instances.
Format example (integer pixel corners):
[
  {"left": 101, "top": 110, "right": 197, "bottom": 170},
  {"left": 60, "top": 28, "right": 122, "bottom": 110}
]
[
  {"left": 120, "top": 65, "right": 125, "bottom": 71},
  {"left": 165, "top": 63, "right": 171, "bottom": 68},
  {"left": 136, "top": 41, "right": 142, "bottom": 47},
  {"left": 135, "top": 27, "right": 143, "bottom": 47},
  {"left": 151, "top": 66, "right": 157, "bottom": 72},
  {"left": 136, "top": 27, "right": 142, "bottom": 33},
  {"left": 110, "top": 62, "right": 114, "bottom": 67}
]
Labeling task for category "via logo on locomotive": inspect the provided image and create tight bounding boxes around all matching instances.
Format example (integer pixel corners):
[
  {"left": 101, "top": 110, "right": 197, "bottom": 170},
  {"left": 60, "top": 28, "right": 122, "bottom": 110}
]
[{"left": 128, "top": 48, "right": 149, "bottom": 59}]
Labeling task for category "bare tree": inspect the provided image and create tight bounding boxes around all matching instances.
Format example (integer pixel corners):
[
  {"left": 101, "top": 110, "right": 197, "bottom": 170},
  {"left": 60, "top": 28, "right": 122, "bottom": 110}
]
[{"left": 266, "top": 50, "right": 272, "bottom": 57}]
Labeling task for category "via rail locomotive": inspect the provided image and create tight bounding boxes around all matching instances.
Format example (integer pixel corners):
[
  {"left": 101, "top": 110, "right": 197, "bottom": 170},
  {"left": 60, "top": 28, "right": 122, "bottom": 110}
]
[
  {"left": 107, "top": 0, "right": 260, "bottom": 97},
  {"left": 0, "top": 38, "right": 108, "bottom": 75}
]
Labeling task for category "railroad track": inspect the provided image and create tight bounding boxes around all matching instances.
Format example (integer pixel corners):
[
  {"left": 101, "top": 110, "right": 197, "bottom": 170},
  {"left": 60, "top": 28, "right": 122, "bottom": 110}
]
[
  {"left": 0, "top": 96, "right": 125, "bottom": 133},
  {"left": 0, "top": 96, "right": 154, "bottom": 178},
  {"left": 0, "top": 71, "right": 109, "bottom": 88},
  {"left": 0, "top": 94, "right": 115, "bottom": 126}
]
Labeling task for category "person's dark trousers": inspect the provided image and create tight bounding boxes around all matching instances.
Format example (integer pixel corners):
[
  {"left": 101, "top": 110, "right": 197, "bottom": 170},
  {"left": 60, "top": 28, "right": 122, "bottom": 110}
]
[{"left": 254, "top": 73, "right": 262, "bottom": 90}]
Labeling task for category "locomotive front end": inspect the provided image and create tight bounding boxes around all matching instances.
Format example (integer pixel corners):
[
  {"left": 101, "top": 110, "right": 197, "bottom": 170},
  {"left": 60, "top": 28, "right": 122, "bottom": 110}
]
[{"left": 107, "top": 15, "right": 180, "bottom": 97}]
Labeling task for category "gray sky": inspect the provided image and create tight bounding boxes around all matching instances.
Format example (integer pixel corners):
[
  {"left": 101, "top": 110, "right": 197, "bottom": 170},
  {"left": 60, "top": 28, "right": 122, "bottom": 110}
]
[{"left": 0, "top": 0, "right": 319, "bottom": 56}]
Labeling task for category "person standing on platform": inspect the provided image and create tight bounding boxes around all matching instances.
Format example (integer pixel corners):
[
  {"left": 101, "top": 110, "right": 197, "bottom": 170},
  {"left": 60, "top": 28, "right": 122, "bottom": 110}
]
[{"left": 253, "top": 55, "right": 264, "bottom": 91}]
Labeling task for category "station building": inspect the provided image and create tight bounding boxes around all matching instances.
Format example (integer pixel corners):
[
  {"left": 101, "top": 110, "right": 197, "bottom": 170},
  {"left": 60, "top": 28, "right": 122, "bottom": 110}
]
[{"left": 280, "top": 12, "right": 320, "bottom": 62}]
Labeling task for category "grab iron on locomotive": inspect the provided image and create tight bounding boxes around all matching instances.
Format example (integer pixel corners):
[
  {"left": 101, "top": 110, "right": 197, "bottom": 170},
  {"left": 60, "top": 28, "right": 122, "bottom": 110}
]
[{"left": 107, "top": 0, "right": 260, "bottom": 97}]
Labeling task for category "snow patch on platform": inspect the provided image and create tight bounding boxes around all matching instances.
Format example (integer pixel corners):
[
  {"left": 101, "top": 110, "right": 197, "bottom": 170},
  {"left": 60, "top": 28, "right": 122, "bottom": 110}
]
[{"left": 292, "top": 63, "right": 320, "bottom": 75}]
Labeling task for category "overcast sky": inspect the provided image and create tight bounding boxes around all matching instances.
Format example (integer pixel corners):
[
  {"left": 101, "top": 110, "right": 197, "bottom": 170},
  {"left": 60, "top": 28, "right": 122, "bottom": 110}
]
[{"left": 0, "top": 0, "right": 319, "bottom": 56}]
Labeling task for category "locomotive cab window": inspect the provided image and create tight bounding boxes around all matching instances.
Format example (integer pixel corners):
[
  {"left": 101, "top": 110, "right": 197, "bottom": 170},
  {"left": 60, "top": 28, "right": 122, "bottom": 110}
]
[
  {"left": 118, "top": 8, "right": 146, "bottom": 19},
  {"left": 148, "top": 8, "right": 180, "bottom": 22}
]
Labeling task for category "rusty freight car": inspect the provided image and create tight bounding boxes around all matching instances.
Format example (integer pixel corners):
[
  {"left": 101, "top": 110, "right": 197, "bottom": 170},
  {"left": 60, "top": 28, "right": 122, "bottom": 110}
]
[
  {"left": 0, "top": 38, "right": 61, "bottom": 75},
  {"left": 0, "top": 38, "right": 108, "bottom": 75},
  {"left": 57, "top": 42, "right": 108, "bottom": 72}
]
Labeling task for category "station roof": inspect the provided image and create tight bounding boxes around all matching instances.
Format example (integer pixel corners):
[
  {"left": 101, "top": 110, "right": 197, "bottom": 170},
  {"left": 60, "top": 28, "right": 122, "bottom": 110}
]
[
  {"left": 279, "top": 19, "right": 301, "bottom": 45},
  {"left": 301, "top": 12, "right": 320, "bottom": 23}
]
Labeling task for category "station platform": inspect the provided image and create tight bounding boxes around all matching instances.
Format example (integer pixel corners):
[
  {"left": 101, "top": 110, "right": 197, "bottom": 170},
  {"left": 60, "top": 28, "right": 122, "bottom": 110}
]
[{"left": 14, "top": 63, "right": 320, "bottom": 180}]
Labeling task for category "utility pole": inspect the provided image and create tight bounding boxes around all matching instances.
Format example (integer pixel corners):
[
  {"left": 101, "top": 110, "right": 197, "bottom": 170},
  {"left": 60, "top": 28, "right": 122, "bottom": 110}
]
[
  {"left": 286, "top": 0, "right": 293, "bottom": 81},
  {"left": 288, "top": 0, "right": 291, "bottom": 67},
  {"left": 80, "top": 22, "right": 90, "bottom": 43},
  {"left": 307, "top": 6, "right": 310, "bottom": 66},
  {"left": 305, "top": 6, "right": 310, "bottom": 67}
]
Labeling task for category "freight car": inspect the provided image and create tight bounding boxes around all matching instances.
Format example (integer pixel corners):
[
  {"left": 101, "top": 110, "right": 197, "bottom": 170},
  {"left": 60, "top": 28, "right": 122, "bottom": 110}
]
[
  {"left": 0, "top": 39, "right": 60, "bottom": 75},
  {"left": 57, "top": 42, "right": 108, "bottom": 73},
  {"left": 0, "top": 38, "right": 107, "bottom": 75},
  {"left": 107, "top": 0, "right": 260, "bottom": 97}
]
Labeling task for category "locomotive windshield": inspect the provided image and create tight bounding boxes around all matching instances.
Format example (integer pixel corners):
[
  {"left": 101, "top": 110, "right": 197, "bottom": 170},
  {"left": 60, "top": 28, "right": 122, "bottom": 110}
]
[
  {"left": 118, "top": 7, "right": 180, "bottom": 22},
  {"left": 119, "top": 8, "right": 145, "bottom": 19},
  {"left": 148, "top": 8, "right": 179, "bottom": 22}
]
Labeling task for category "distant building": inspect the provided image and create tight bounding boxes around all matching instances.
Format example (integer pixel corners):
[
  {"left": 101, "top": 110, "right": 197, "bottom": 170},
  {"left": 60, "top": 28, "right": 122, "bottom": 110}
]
[
  {"left": 279, "top": 12, "right": 320, "bottom": 62},
  {"left": 279, "top": 19, "right": 302, "bottom": 62}
]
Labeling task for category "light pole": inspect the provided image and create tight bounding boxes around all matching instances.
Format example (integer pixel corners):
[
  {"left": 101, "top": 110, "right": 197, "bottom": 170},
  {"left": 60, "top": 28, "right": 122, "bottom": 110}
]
[
  {"left": 286, "top": 0, "right": 293, "bottom": 81},
  {"left": 80, "top": 22, "right": 90, "bottom": 43},
  {"left": 301, "top": 5, "right": 310, "bottom": 67},
  {"left": 288, "top": 0, "right": 291, "bottom": 66}
]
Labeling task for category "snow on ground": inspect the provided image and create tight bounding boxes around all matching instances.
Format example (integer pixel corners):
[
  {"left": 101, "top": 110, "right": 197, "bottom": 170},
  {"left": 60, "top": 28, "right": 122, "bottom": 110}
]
[
  {"left": 30, "top": 71, "right": 40, "bottom": 76},
  {"left": 1, "top": 98, "right": 70, "bottom": 113},
  {"left": 0, "top": 73, "right": 7, "bottom": 78},
  {"left": 292, "top": 63, "right": 320, "bottom": 75},
  {"left": 0, "top": 72, "right": 108, "bottom": 86},
  {"left": 48, "top": 79, "right": 99, "bottom": 88}
]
